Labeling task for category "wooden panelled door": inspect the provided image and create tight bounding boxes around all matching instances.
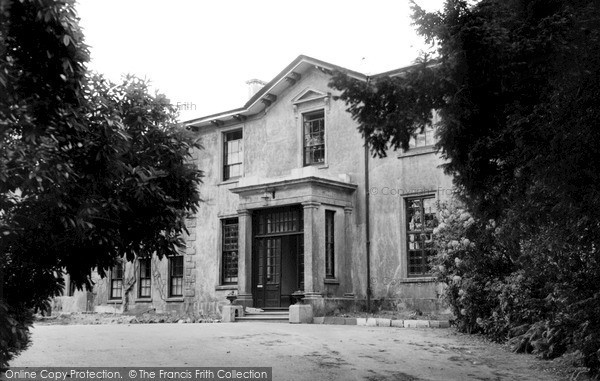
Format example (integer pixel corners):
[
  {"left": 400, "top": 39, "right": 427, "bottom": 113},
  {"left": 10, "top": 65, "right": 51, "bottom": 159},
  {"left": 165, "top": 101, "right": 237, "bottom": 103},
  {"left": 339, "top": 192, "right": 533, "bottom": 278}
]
[{"left": 253, "top": 206, "right": 304, "bottom": 308}]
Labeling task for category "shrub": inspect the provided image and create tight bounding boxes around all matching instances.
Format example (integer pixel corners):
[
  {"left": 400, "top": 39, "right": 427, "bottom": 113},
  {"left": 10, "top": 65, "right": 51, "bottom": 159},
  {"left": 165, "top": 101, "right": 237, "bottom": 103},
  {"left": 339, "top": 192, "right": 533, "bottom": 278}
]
[
  {"left": 432, "top": 199, "right": 600, "bottom": 375},
  {"left": 0, "top": 301, "right": 33, "bottom": 370}
]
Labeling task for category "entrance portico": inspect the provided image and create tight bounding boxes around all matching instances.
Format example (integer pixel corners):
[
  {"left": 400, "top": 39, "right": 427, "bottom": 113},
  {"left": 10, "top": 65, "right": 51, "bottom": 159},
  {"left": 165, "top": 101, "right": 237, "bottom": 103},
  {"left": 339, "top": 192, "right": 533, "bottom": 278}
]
[{"left": 230, "top": 175, "right": 357, "bottom": 312}]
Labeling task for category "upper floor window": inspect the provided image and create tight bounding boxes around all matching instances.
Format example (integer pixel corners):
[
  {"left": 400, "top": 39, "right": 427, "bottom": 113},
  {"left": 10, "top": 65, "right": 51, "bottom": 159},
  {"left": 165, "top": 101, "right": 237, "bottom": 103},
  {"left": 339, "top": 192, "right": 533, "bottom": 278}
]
[
  {"left": 303, "top": 110, "right": 325, "bottom": 166},
  {"left": 406, "top": 196, "right": 437, "bottom": 276},
  {"left": 223, "top": 129, "right": 243, "bottom": 181},
  {"left": 408, "top": 111, "right": 439, "bottom": 149},
  {"left": 409, "top": 124, "right": 435, "bottom": 149},
  {"left": 222, "top": 218, "right": 239, "bottom": 284}
]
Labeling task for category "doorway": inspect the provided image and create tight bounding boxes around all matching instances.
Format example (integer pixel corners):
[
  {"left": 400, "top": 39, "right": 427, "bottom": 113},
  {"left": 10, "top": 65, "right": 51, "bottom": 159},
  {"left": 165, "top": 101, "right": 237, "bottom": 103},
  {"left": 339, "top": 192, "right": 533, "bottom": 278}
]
[{"left": 252, "top": 206, "right": 304, "bottom": 308}]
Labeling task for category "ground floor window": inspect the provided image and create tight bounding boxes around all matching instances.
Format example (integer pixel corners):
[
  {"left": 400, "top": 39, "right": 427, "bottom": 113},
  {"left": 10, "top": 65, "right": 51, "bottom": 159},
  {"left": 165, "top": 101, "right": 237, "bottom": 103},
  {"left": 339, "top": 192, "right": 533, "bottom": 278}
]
[
  {"left": 138, "top": 257, "right": 151, "bottom": 298},
  {"left": 325, "top": 210, "right": 335, "bottom": 279},
  {"left": 68, "top": 277, "right": 76, "bottom": 296},
  {"left": 169, "top": 255, "right": 184, "bottom": 297},
  {"left": 222, "top": 218, "right": 239, "bottom": 284},
  {"left": 110, "top": 263, "right": 123, "bottom": 299},
  {"left": 406, "top": 196, "right": 437, "bottom": 276}
]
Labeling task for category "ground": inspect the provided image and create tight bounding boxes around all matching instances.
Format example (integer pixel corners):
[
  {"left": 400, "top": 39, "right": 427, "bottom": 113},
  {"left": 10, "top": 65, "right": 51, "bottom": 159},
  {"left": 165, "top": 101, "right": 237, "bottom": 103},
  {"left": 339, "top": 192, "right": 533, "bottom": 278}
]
[{"left": 9, "top": 322, "right": 571, "bottom": 381}]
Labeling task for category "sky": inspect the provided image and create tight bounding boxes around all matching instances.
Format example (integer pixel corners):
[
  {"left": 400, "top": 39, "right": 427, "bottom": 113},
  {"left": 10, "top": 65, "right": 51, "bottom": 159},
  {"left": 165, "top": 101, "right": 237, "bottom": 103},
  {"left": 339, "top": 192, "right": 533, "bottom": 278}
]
[{"left": 76, "top": 0, "right": 445, "bottom": 122}]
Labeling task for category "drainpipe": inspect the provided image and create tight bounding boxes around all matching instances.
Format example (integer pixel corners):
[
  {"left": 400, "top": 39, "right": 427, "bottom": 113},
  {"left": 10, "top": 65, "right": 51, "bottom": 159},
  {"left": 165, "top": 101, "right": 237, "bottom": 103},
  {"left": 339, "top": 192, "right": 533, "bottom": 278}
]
[
  {"left": 364, "top": 140, "right": 372, "bottom": 312},
  {"left": 364, "top": 76, "right": 372, "bottom": 312}
]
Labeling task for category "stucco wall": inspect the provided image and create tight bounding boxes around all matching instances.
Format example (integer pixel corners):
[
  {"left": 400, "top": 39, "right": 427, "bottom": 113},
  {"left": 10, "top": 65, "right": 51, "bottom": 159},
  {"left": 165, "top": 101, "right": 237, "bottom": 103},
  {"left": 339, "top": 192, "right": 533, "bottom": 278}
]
[{"left": 66, "top": 66, "right": 454, "bottom": 315}]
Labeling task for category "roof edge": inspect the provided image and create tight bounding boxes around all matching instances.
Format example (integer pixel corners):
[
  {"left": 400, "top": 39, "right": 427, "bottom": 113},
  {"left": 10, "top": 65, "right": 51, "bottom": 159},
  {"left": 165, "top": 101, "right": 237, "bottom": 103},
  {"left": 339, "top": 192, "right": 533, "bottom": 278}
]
[{"left": 183, "top": 55, "right": 424, "bottom": 128}]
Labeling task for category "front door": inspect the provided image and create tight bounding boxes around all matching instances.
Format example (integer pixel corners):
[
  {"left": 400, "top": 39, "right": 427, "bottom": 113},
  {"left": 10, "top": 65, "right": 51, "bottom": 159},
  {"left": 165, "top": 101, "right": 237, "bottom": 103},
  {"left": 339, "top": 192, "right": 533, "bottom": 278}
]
[{"left": 253, "top": 206, "right": 303, "bottom": 308}]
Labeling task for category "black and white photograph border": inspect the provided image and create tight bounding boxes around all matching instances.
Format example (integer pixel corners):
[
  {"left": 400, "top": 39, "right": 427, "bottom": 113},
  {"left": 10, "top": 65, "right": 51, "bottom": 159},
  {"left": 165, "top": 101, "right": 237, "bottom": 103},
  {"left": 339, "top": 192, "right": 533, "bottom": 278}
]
[{"left": 1, "top": 1, "right": 599, "bottom": 380}]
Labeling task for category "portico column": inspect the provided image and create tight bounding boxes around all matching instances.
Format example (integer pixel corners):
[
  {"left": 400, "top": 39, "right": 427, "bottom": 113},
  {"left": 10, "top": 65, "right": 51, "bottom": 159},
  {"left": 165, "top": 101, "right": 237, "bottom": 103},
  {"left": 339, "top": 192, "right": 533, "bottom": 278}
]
[
  {"left": 236, "top": 209, "right": 253, "bottom": 308},
  {"left": 302, "top": 201, "right": 321, "bottom": 297}
]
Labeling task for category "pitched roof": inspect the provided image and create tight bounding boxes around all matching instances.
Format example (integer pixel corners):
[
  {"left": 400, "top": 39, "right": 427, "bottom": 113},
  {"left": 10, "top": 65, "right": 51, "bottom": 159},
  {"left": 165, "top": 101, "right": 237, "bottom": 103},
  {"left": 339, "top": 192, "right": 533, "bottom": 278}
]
[{"left": 183, "top": 55, "right": 417, "bottom": 129}]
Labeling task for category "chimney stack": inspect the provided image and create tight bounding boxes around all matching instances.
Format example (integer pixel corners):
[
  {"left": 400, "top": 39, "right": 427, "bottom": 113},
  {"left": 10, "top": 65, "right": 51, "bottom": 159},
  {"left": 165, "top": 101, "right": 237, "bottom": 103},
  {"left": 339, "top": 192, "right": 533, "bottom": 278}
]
[{"left": 246, "top": 79, "right": 266, "bottom": 99}]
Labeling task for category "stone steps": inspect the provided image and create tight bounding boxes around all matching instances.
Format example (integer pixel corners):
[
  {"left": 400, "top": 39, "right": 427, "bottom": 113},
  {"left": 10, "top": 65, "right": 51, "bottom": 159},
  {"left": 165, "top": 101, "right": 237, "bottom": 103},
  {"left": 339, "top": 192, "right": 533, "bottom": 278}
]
[{"left": 236, "top": 308, "right": 289, "bottom": 323}]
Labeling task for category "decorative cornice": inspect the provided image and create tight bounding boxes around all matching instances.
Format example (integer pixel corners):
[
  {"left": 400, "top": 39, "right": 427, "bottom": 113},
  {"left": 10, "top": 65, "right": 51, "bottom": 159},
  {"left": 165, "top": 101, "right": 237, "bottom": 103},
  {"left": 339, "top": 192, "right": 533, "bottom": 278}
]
[
  {"left": 301, "top": 201, "right": 321, "bottom": 209},
  {"left": 230, "top": 176, "right": 357, "bottom": 195}
]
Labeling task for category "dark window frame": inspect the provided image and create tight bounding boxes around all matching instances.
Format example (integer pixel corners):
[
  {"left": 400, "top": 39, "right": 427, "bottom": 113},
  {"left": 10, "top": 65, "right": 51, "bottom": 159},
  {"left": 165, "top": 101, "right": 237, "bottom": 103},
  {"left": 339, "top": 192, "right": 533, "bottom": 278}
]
[
  {"left": 223, "top": 129, "right": 243, "bottom": 181},
  {"left": 169, "top": 255, "right": 184, "bottom": 297},
  {"left": 68, "top": 277, "right": 76, "bottom": 296},
  {"left": 325, "top": 210, "right": 335, "bottom": 279},
  {"left": 138, "top": 257, "right": 152, "bottom": 299},
  {"left": 109, "top": 263, "right": 124, "bottom": 300},
  {"left": 222, "top": 218, "right": 239, "bottom": 285},
  {"left": 406, "top": 196, "right": 437, "bottom": 277},
  {"left": 303, "top": 110, "right": 325, "bottom": 166},
  {"left": 408, "top": 124, "right": 435, "bottom": 149}
]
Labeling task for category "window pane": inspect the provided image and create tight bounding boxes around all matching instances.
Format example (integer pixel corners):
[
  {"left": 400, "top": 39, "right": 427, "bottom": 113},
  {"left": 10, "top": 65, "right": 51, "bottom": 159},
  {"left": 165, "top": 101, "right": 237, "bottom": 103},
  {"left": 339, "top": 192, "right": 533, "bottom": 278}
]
[
  {"left": 303, "top": 110, "right": 325, "bottom": 166},
  {"left": 325, "top": 210, "right": 335, "bottom": 278},
  {"left": 139, "top": 258, "right": 151, "bottom": 298},
  {"left": 169, "top": 256, "right": 184, "bottom": 297},
  {"left": 407, "top": 197, "right": 436, "bottom": 276},
  {"left": 222, "top": 219, "right": 239, "bottom": 284},
  {"left": 223, "top": 130, "right": 243, "bottom": 180},
  {"left": 407, "top": 199, "right": 422, "bottom": 231}
]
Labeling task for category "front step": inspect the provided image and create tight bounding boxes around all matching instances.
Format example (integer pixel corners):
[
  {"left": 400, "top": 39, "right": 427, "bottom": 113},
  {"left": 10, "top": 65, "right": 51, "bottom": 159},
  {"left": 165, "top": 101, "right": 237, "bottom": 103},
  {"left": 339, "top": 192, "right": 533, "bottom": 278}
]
[
  {"left": 236, "top": 308, "right": 289, "bottom": 323},
  {"left": 245, "top": 311, "right": 289, "bottom": 315}
]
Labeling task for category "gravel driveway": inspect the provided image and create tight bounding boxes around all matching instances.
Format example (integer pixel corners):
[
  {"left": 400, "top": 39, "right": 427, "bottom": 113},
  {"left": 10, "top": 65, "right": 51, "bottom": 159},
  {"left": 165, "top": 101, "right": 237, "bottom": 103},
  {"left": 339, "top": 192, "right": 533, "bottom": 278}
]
[{"left": 9, "top": 323, "right": 565, "bottom": 381}]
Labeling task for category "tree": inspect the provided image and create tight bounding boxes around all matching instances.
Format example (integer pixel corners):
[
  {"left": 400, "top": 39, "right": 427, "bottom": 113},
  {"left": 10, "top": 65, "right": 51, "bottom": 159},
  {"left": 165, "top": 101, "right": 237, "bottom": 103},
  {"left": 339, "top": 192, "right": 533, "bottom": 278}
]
[
  {"left": 1, "top": 0, "right": 202, "bottom": 367},
  {"left": 330, "top": 0, "right": 600, "bottom": 374}
]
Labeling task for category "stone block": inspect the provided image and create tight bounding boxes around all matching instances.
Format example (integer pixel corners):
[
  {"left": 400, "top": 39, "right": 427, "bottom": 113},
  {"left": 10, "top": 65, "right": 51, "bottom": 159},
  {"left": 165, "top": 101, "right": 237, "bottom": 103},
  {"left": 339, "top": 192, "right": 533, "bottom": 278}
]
[
  {"left": 391, "top": 319, "right": 404, "bottom": 328},
  {"left": 322, "top": 317, "right": 346, "bottom": 325},
  {"left": 430, "top": 320, "right": 450, "bottom": 328},
  {"left": 289, "top": 304, "right": 313, "bottom": 324},
  {"left": 345, "top": 318, "right": 357, "bottom": 325},
  {"left": 366, "top": 318, "right": 378, "bottom": 326},
  {"left": 331, "top": 317, "right": 346, "bottom": 325},
  {"left": 221, "top": 305, "right": 243, "bottom": 323},
  {"left": 356, "top": 318, "right": 367, "bottom": 326},
  {"left": 312, "top": 317, "right": 324, "bottom": 324},
  {"left": 404, "top": 319, "right": 430, "bottom": 328},
  {"left": 376, "top": 318, "right": 391, "bottom": 327}
]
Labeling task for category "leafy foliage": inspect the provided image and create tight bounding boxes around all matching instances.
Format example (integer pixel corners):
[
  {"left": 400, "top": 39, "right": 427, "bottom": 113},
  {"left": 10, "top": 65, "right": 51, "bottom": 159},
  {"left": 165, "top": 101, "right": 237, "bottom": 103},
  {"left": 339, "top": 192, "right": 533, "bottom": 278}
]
[
  {"left": 0, "top": 0, "right": 202, "bottom": 367},
  {"left": 330, "top": 0, "right": 600, "bottom": 375},
  {"left": 0, "top": 301, "right": 32, "bottom": 371}
]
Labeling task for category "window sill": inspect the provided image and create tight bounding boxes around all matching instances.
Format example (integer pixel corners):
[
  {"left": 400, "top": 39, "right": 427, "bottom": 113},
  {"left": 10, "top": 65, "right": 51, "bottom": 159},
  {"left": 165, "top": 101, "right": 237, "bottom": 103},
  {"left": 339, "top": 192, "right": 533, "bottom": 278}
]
[
  {"left": 303, "top": 163, "right": 328, "bottom": 169},
  {"left": 401, "top": 277, "right": 436, "bottom": 283},
  {"left": 216, "top": 285, "right": 238, "bottom": 291},
  {"left": 107, "top": 299, "right": 122, "bottom": 304},
  {"left": 166, "top": 297, "right": 184, "bottom": 302},
  {"left": 324, "top": 278, "right": 340, "bottom": 285},
  {"left": 397, "top": 146, "right": 436, "bottom": 158},
  {"left": 218, "top": 179, "right": 240, "bottom": 187},
  {"left": 134, "top": 298, "right": 152, "bottom": 303}
]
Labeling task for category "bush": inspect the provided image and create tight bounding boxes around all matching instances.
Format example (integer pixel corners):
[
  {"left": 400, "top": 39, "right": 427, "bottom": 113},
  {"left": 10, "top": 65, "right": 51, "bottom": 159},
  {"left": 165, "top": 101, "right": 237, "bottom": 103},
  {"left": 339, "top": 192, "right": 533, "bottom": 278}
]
[
  {"left": 432, "top": 199, "right": 600, "bottom": 375},
  {"left": 432, "top": 200, "right": 511, "bottom": 334},
  {"left": 0, "top": 301, "right": 33, "bottom": 370}
]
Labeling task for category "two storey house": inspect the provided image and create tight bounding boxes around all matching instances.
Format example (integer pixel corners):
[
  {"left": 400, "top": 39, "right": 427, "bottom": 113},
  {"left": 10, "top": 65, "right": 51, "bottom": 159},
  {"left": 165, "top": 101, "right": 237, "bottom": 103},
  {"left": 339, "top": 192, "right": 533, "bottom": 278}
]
[{"left": 57, "top": 55, "right": 453, "bottom": 316}]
